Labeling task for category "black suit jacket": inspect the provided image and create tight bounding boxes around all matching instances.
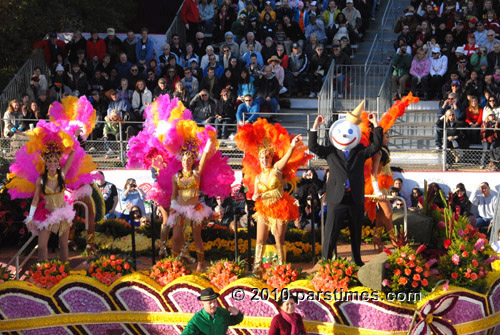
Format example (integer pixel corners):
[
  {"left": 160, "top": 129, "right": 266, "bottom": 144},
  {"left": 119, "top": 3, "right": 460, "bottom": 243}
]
[{"left": 308, "top": 127, "right": 383, "bottom": 208}]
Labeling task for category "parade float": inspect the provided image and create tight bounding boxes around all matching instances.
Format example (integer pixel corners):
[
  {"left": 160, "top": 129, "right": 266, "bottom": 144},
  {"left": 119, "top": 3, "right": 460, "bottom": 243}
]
[
  {"left": 1, "top": 194, "right": 500, "bottom": 335},
  {"left": 1, "top": 94, "right": 500, "bottom": 334}
]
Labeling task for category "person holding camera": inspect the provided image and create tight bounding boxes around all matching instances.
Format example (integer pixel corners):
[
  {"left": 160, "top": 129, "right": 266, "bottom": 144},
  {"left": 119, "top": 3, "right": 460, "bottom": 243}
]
[
  {"left": 391, "top": 42, "right": 412, "bottom": 101},
  {"left": 121, "top": 178, "right": 146, "bottom": 222}
]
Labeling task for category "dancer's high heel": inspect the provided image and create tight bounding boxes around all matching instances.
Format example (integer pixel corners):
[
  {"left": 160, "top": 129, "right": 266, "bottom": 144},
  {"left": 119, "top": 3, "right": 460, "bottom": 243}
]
[
  {"left": 373, "top": 227, "right": 384, "bottom": 252},
  {"left": 252, "top": 244, "right": 264, "bottom": 277},
  {"left": 196, "top": 250, "right": 205, "bottom": 273},
  {"left": 387, "top": 228, "right": 399, "bottom": 248}
]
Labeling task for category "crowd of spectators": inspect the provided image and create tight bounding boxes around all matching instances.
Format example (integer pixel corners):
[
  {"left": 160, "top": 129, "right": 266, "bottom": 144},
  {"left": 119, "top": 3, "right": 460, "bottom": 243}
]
[
  {"left": 391, "top": 1, "right": 500, "bottom": 168},
  {"left": 4, "top": 0, "right": 380, "bottom": 144},
  {"left": 393, "top": 1, "right": 500, "bottom": 103}
]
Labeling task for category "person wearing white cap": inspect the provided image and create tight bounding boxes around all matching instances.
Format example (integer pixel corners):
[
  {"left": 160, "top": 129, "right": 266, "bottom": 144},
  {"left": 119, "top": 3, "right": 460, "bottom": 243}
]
[
  {"left": 342, "top": 0, "right": 362, "bottom": 42},
  {"left": 429, "top": 46, "right": 448, "bottom": 100},
  {"left": 104, "top": 27, "right": 123, "bottom": 64},
  {"left": 231, "top": 13, "right": 248, "bottom": 42}
]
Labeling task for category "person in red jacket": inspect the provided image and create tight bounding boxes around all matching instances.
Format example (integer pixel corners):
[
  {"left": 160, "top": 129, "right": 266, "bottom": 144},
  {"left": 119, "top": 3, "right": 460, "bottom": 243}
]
[
  {"left": 182, "top": 0, "right": 200, "bottom": 44},
  {"left": 269, "top": 296, "right": 306, "bottom": 335},
  {"left": 33, "top": 32, "right": 67, "bottom": 66},
  {"left": 86, "top": 31, "right": 107, "bottom": 64}
]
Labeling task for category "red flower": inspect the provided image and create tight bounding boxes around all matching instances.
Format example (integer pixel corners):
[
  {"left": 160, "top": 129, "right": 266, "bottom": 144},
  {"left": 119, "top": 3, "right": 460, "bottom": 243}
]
[
  {"left": 470, "top": 273, "right": 478, "bottom": 281},
  {"left": 399, "top": 277, "right": 408, "bottom": 285},
  {"left": 462, "top": 251, "right": 469, "bottom": 257},
  {"left": 471, "top": 259, "right": 478, "bottom": 267},
  {"left": 451, "top": 272, "right": 458, "bottom": 279},
  {"left": 444, "top": 239, "right": 451, "bottom": 249},
  {"left": 405, "top": 268, "right": 412, "bottom": 276},
  {"left": 412, "top": 281, "right": 419, "bottom": 288}
]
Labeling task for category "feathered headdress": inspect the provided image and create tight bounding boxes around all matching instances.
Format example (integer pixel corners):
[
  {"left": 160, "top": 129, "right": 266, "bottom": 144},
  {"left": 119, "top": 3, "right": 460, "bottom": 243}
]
[
  {"left": 49, "top": 96, "right": 97, "bottom": 140},
  {"left": 6, "top": 120, "right": 97, "bottom": 199},
  {"left": 363, "top": 93, "right": 420, "bottom": 221},
  {"left": 127, "top": 94, "right": 234, "bottom": 208},
  {"left": 235, "top": 118, "right": 312, "bottom": 200}
]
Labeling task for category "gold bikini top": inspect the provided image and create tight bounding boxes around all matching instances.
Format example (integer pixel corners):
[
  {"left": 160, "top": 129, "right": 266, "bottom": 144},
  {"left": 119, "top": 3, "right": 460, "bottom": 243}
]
[
  {"left": 257, "top": 169, "right": 283, "bottom": 205},
  {"left": 44, "top": 184, "right": 63, "bottom": 195},
  {"left": 176, "top": 172, "right": 200, "bottom": 202}
]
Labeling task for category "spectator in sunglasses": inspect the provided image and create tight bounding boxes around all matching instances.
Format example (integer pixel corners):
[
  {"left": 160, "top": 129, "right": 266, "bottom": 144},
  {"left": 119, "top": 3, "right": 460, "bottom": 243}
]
[{"left": 121, "top": 205, "right": 143, "bottom": 227}]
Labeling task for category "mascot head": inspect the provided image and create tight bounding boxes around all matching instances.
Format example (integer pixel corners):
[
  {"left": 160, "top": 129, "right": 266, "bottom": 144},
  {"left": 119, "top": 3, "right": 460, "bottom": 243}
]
[{"left": 328, "top": 101, "right": 364, "bottom": 150}]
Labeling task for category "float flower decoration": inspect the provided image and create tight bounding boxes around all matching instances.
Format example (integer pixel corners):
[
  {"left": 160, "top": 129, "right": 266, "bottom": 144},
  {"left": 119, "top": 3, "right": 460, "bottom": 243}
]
[
  {"left": 87, "top": 254, "right": 132, "bottom": 285},
  {"left": 0, "top": 265, "right": 13, "bottom": 284},
  {"left": 438, "top": 217, "right": 499, "bottom": 293},
  {"left": 311, "top": 257, "right": 359, "bottom": 291},
  {"left": 203, "top": 258, "right": 246, "bottom": 290},
  {"left": 95, "top": 218, "right": 132, "bottom": 237},
  {"left": 126, "top": 94, "right": 234, "bottom": 208},
  {"left": 262, "top": 262, "right": 300, "bottom": 290},
  {"left": 25, "top": 259, "right": 70, "bottom": 289},
  {"left": 383, "top": 245, "right": 432, "bottom": 301},
  {"left": 411, "top": 294, "right": 459, "bottom": 335},
  {"left": 6, "top": 119, "right": 97, "bottom": 199},
  {"left": 149, "top": 257, "right": 191, "bottom": 286}
]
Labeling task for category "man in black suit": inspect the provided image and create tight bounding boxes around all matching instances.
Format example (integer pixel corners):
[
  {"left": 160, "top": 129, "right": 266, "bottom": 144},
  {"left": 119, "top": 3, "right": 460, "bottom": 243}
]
[{"left": 308, "top": 103, "right": 382, "bottom": 266}]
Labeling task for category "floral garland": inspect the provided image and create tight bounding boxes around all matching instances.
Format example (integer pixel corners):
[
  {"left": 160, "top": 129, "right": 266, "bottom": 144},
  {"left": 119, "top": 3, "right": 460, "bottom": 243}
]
[
  {"left": 87, "top": 254, "right": 132, "bottom": 285},
  {"left": 149, "top": 257, "right": 190, "bottom": 286},
  {"left": 25, "top": 259, "right": 70, "bottom": 289}
]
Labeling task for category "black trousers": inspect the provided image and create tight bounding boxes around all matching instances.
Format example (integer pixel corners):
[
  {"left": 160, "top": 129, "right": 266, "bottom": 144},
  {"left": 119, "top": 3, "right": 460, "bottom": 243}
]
[{"left": 324, "top": 194, "right": 364, "bottom": 265}]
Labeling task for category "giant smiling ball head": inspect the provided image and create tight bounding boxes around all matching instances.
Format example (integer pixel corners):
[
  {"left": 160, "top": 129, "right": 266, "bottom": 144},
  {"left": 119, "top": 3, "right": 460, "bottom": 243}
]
[
  {"left": 329, "top": 119, "right": 361, "bottom": 150},
  {"left": 328, "top": 100, "right": 365, "bottom": 150}
]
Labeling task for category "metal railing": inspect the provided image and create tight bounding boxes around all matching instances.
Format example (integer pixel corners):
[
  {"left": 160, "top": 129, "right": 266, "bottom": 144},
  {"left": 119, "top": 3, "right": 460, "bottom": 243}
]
[
  {"left": 440, "top": 125, "right": 500, "bottom": 171},
  {"left": 165, "top": 0, "right": 186, "bottom": 45},
  {"left": 376, "top": 58, "right": 393, "bottom": 120},
  {"left": 0, "top": 50, "right": 48, "bottom": 118}
]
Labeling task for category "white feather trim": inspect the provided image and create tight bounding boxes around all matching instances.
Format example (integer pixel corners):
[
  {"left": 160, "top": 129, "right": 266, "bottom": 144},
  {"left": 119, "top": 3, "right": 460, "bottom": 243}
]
[
  {"left": 166, "top": 202, "right": 213, "bottom": 227},
  {"left": 68, "top": 184, "right": 93, "bottom": 201},
  {"left": 27, "top": 204, "right": 75, "bottom": 235}
]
